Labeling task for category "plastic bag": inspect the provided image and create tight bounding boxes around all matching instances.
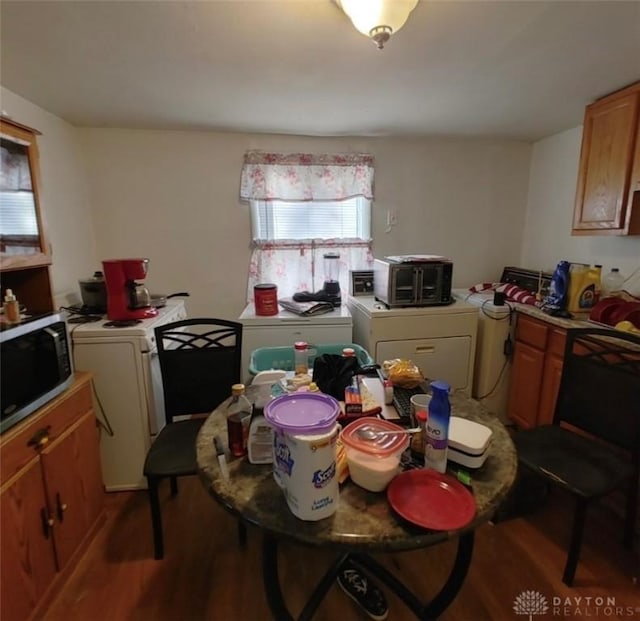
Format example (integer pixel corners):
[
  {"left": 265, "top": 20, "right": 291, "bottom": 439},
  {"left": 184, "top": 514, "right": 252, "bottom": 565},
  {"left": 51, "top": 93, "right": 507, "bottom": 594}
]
[
  {"left": 312, "top": 354, "right": 360, "bottom": 400},
  {"left": 383, "top": 358, "right": 425, "bottom": 389}
]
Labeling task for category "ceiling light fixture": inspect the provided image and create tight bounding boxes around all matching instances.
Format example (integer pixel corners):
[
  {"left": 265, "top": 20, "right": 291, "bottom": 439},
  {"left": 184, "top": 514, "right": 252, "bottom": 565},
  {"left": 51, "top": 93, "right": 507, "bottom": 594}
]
[{"left": 337, "top": 0, "right": 419, "bottom": 50}]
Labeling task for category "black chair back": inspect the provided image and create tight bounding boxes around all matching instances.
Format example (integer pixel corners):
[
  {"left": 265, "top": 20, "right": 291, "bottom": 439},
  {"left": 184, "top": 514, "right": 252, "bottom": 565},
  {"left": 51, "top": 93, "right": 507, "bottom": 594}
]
[
  {"left": 154, "top": 318, "right": 243, "bottom": 424},
  {"left": 555, "top": 328, "right": 640, "bottom": 453}
]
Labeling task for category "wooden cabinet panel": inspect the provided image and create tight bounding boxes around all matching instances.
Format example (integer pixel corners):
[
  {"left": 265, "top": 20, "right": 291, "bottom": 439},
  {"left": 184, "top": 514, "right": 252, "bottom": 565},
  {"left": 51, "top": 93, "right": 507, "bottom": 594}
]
[
  {"left": 508, "top": 314, "right": 568, "bottom": 429},
  {"left": 538, "top": 353, "right": 564, "bottom": 426},
  {"left": 515, "top": 314, "right": 548, "bottom": 349},
  {"left": 41, "top": 412, "right": 103, "bottom": 569},
  {"left": 0, "top": 373, "right": 104, "bottom": 620},
  {"left": 507, "top": 340, "right": 545, "bottom": 429},
  {"left": 573, "top": 82, "right": 640, "bottom": 236},
  {"left": 0, "top": 117, "right": 54, "bottom": 314},
  {"left": 0, "top": 460, "right": 57, "bottom": 621}
]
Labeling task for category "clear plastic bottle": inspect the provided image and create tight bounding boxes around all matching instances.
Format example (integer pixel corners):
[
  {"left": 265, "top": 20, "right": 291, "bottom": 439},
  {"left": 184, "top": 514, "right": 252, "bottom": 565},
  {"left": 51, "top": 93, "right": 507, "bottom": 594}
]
[
  {"left": 592, "top": 264, "right": 603, "bottom": 303},
  {"left": 226, "top": 384, "right": 252, "bottom": 457},
  {"left": 424, "top": 380, "right": 451, "bottom": 473},
  {"left": 602, "top": 268, "right": 625, "bottom": 297},
  {"left": 294, "top": 341, "right": 309, "bottom": 374}
]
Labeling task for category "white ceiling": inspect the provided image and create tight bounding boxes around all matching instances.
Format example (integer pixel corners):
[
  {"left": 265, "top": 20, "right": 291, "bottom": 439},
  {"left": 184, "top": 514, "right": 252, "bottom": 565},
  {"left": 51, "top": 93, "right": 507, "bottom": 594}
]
[{"left": 1, "top": 0, "right": 639, "bottom": 141}]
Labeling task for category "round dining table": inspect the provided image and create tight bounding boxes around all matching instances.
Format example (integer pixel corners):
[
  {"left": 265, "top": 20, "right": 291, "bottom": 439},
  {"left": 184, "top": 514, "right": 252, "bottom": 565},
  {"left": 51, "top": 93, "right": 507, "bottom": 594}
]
[{"left": 196, "top": 387, "right": 517, "bottom": 620}]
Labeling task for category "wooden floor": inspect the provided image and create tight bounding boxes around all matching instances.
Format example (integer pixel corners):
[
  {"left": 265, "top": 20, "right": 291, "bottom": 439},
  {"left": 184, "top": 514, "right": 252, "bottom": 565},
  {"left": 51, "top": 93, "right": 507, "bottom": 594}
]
[{"left": 43, "top": 478, "right": 638, "bottom": 621}]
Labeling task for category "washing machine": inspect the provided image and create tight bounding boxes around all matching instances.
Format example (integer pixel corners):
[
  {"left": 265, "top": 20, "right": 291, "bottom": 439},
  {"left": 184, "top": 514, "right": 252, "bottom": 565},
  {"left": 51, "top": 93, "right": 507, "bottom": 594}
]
[{"left": 453, "top": 289, "right": 514, "bottom": 423}]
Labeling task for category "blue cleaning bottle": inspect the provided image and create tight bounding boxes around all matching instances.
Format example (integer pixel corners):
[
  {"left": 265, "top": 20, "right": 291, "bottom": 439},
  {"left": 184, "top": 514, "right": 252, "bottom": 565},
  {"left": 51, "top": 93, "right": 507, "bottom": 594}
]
[
  {"left": 545, "top": 260, "right": 570, "bottom": 311},
  {"left": 424, "top": 380, "right": 451, "bottom": 473}
]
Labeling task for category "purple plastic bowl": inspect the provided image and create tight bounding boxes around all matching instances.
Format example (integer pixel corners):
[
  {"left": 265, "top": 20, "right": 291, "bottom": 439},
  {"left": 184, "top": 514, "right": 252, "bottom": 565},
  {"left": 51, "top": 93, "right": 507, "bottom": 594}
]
[{"left": 264, "top": 392, "right": 340, "bottom": 435}]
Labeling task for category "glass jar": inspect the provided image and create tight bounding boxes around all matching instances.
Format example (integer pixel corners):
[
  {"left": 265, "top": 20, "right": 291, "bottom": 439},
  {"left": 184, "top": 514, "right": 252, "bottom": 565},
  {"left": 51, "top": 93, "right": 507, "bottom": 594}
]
[
  {"left": 294, "top": 341, "right": 309, "bottom": 375},
  {"left": 226, "top": 384, "right": 252, "bottom": 457}
]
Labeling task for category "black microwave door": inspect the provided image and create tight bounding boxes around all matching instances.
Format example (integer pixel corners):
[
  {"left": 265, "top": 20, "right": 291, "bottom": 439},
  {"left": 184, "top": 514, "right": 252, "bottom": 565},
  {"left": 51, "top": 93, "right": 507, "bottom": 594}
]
[
  {"left": 392, "top": 267, "right": 418, "bottom": 305},
  {"left": 1, "top": 326, "right": 69, "bottom": 426}
]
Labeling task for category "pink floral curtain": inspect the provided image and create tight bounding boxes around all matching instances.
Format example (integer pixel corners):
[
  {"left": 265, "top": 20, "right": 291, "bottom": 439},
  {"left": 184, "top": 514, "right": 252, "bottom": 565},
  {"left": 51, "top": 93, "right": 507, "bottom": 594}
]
[
  {"left": 241, "top": 151, "right": 375, "bottom": 303},
  {"left": 240, "top": 151, "right": 374, "bottom": 201}
]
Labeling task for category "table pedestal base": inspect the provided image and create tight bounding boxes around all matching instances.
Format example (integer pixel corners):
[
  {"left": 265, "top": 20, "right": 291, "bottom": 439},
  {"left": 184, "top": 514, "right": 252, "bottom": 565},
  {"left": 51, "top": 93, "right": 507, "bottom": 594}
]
[{"left": 262, "top": 532, "right": 474, "bottom": 621}]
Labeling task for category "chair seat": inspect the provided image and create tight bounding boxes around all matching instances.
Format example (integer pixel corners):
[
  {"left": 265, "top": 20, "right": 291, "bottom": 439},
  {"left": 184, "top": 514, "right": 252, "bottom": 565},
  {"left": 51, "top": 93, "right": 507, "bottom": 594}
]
[
  {"left": 143, "top": 418, "right": 205, "bottom": 478},
  {"left": 515, "top": 425, "right": 633, "bottom": 499}
]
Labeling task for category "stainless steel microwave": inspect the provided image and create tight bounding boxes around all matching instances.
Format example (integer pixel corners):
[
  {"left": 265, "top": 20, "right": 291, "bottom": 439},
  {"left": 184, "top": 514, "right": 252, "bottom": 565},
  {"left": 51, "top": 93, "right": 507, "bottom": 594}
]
[
  {"left": 373, "top": 256, "right": 454, "bottom": 307},
  {"left": 0, "top": 313, "right": 74, "bottom": 433}
]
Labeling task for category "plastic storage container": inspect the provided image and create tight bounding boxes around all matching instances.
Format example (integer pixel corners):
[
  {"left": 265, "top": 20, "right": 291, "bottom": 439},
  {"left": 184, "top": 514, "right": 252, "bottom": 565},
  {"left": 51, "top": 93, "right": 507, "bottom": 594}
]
[
  {"left": 340, "top": 418, "right": 409, "bottom": 492},
  {"left": 249, "top": 343, "right": 373, "bottom": 376},
  {"left": 264, "top": 392, "right": 341, "bottom": 521},
  {"left": 447, "top": 417, "right": 493, "bottom": 469}
]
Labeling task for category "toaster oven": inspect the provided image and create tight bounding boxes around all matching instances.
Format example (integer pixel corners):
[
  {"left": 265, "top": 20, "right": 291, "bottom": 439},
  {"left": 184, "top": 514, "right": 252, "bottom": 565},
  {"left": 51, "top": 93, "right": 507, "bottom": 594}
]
[{"left": 373, "top": 256, "right": 453, "bottom": 307}]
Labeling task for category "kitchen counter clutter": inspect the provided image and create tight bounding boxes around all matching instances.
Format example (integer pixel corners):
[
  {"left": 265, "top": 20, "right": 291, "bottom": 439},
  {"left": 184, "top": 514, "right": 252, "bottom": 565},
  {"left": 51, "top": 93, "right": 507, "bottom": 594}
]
[
  {"left": 239, "top": 302, "right": 353, "bottom": 384},
  {"left": 197, "top": 387, "right": 516, "bottom": 620}
]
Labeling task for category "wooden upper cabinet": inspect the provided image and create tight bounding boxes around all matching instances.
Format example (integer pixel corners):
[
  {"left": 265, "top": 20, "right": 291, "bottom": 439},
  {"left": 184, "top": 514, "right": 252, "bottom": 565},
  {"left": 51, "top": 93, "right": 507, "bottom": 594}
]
[
  {"left": 572, "top": 82, "right": 640, "bottom": 236},
  {"left": 0, "top": 117, "right": 51, "bottom": 270}
]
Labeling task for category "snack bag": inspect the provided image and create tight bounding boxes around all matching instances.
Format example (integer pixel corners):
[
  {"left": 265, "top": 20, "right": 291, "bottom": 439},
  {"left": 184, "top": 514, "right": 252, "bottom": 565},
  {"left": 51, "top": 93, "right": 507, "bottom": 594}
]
[{"left": 383, "top": 358, "right": 425, "bottom": 389}]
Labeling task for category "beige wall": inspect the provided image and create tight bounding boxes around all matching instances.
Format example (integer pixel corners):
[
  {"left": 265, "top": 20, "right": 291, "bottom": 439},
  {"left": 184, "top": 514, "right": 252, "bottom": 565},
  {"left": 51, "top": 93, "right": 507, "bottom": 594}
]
[
  {"left": 1, "top": 87, "right": 97, "bottom": 308},
  {"left": 522, "top": 127, "right": 640, "bottom": 294},
  {"left": 78, "top": 129, "right": 531, "bottom": 318},
  {"left": 17, "top": 83, "right": 636, "bottom": 317}
]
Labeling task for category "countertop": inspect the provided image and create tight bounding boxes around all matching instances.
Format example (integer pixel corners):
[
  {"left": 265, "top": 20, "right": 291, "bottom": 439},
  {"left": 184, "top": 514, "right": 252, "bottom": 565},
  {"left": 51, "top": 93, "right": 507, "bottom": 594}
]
[{"left": 513, "top": 303, "right": 593, "bottom": 330}]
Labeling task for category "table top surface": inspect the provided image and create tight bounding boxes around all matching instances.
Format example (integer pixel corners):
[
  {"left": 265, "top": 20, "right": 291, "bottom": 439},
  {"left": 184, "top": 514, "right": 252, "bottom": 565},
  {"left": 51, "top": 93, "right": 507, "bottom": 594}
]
[{"left": 196, "top": 387, "right": 517, "bottom": 553}]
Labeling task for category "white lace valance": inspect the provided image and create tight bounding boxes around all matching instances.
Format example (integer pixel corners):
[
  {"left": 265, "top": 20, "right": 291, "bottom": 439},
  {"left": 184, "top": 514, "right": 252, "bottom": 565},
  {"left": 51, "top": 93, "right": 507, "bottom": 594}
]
[{"left": 240, "top": 151, "right": 374, "bottom": 202}]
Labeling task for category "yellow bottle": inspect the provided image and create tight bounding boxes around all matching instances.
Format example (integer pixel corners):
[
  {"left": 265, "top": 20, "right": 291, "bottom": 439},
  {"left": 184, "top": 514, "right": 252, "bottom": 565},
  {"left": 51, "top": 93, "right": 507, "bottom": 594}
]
[{"left": 568, "top": 263, "right": 600, "bottom": 313}]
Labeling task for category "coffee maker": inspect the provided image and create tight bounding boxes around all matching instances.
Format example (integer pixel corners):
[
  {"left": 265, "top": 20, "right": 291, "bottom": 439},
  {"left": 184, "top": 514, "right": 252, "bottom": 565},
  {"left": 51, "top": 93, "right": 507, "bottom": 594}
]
[
  {"left": 102, "top": 258, "right": 158, "bottom": 321},
  {"left": 293, "top": 252, "right": 342, "bottom": 306}
]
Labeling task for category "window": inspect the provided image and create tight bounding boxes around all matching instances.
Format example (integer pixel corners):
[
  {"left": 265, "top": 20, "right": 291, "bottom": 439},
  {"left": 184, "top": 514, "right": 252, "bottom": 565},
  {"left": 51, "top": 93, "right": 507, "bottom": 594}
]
[
  {"left": 250, "top": 197, "right": 371, "bottom": 241},
  {"left": 240, "top": 151, "right": 375, "bottom": 301}
]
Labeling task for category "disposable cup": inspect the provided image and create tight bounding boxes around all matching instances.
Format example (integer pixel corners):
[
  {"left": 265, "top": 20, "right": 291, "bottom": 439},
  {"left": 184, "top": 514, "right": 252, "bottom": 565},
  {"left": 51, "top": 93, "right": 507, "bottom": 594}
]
[{"left": 410, "top": 393, "right": 431, "bottom": 428}]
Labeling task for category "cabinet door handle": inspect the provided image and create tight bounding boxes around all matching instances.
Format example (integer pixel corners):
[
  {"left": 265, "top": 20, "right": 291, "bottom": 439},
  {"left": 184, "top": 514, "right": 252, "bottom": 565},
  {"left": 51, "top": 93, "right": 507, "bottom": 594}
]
[
  {"left": 28, "top": 426, "right": 52, "bottom": 450},
  {"left": 40, "top": 508, "right": 54, "bottom": 539},
  {"left": 56, "top": 492, "right": 68, "bottom": 522},
  {"left": 415, "top": 346, "right": 436, "bottom": 354}
]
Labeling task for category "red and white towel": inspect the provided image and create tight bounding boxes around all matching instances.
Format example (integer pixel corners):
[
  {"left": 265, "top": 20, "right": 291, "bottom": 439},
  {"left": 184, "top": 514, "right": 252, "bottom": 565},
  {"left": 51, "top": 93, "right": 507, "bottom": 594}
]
[{"left": 469, "top": 282, "right": 539, "bottom": 306}]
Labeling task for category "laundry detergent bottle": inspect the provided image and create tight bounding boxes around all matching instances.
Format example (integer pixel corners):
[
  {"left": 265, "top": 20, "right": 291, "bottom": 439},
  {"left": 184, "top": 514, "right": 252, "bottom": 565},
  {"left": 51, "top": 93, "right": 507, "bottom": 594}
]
[
  {"left": 544, "top": 260, "right": 570, "bottom": 311},
  {"left": 424, "top": 380, "right": 451, "bottom": 473}
]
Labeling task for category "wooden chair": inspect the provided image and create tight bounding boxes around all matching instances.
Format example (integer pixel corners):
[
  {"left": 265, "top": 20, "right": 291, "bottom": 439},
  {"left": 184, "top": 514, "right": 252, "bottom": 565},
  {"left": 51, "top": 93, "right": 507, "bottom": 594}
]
[
  {"left": 143, "top": 318, "right": 244, "bottom": 559},
  {"left": 513, "top": 327, "right": 640, "bottom": 586}
]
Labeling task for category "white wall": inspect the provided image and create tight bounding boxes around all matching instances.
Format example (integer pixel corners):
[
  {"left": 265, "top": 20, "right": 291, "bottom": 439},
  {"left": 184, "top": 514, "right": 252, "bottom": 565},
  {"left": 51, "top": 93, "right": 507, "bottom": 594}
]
[
  {"left": 522, "top": 127, "right": 640, "bottom": 294},
  {"left": 78, "top": 129, "right": 531, "bottom": 319},
  {"left": 1, "top": 87, "right": 97, "bottom": 307}
]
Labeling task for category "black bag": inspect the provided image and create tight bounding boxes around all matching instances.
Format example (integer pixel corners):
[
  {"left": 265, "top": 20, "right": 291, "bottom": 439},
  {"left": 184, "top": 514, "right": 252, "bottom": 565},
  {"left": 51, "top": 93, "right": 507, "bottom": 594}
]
[{"left": 312, "top": 354, "right": 360, "bottom": 400}]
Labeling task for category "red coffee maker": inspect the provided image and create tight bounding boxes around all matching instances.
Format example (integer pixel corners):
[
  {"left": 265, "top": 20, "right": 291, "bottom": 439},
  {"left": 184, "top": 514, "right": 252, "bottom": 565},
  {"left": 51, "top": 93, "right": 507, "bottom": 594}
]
[{"left": 102, "top": 258, "right": 158, "bottom": 321}]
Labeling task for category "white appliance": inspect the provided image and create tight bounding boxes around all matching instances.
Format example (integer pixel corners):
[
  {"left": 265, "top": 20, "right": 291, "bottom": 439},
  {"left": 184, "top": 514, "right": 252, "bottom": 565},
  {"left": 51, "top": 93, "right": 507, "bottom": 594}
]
[
  {"left": 70, "top": 300, "right": 187, "bottom": 491},
  {"left": 347, "top": 296, "right": 478, "bottom": 395},
  {"left": 238, "top": 303, "right": 353, "bottom": 383},
  {"left": 453, "top": 289, "right": 514, "bottom": 422}
]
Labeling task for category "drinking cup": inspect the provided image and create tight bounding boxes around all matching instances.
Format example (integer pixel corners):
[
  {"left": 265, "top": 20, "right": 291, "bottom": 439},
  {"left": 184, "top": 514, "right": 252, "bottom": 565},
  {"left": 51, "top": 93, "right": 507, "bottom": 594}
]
[{"left": 410, "top": 393, "right": 431, "bottom": 428}]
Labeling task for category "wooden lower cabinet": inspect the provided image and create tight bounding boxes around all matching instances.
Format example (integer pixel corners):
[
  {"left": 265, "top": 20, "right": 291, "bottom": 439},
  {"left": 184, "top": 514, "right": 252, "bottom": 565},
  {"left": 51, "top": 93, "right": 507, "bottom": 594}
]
[
  {"left": 507, "top": 314, "right": 567, "bottom": 428},
  {"left": 0, "top": 372, "right": 104, "bottom": 621}
]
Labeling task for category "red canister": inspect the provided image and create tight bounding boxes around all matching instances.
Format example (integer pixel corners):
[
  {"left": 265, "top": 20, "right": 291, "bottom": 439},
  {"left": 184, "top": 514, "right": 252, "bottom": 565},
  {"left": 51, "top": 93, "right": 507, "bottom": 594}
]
[{"left": 254, "top": 283, "right": 278, "bottom": 316}]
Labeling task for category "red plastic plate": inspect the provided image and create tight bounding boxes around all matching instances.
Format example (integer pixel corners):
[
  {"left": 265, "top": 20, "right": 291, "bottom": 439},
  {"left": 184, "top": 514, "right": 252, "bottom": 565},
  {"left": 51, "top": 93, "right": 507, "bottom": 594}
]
[{"left": 387, "top": 469, "right": 476, "bottom": 531}]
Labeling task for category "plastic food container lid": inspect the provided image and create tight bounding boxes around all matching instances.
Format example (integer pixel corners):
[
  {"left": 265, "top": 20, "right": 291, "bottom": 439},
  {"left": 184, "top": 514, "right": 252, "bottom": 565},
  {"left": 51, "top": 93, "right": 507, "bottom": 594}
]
[
  {"left": 340, "top": 418, "right": 409, "bottom": 457},
  {"left": 264, "top": 392, "right": 340, "bottom": 434},
  {"left": 448, "top": 417, "right": 493, "bottom": 456}
]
